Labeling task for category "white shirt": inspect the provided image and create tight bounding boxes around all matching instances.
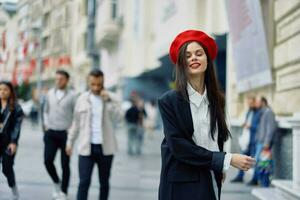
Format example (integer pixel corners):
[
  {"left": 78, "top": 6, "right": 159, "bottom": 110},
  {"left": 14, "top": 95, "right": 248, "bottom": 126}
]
[
  {"left": 90, "top": 94, "right": 103, "bottom": 144},
  {"left": 55, "top": 89, "right": 65, "bottom": 101},
  {"left": 187, "top": 83, "right": 232, "bottom": 199}
]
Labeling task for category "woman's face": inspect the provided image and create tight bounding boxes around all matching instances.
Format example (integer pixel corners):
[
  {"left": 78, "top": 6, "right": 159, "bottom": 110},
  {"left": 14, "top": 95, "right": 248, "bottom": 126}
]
[
  {"left": 0, "top": 84, "right": 11, "bottom": 100},
  {"left": 185, "top": 42, "right": 208, "bottom": 76}
]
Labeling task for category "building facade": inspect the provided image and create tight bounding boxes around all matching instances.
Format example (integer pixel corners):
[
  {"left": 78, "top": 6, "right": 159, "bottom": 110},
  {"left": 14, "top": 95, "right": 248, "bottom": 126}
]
[
  {"left": 94, "top": 0, "right": 228, "bottom": 100},
  {"left": 227, "top": 0, "right": 300, "bottom": 118}
]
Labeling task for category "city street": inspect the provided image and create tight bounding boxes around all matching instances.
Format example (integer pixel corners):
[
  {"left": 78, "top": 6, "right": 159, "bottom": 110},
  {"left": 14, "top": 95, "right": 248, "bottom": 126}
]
[{"left": 0, "top": 119, "right": 258, "bottom": 200}]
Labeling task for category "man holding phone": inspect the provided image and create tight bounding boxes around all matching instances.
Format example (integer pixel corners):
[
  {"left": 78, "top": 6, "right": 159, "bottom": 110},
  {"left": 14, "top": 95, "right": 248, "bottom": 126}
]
[{"left": 66, "top": 69, "right": 123, "bottom": 200}]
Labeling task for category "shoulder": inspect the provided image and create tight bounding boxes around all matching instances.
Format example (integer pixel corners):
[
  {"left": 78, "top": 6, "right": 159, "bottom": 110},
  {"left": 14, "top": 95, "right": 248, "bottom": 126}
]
[
  {"left": 158, "top": 90, "right": 178, "bottom": 103},
  {"left": 77, "top": 92, "right": 89, "bottom": 102},
  {"left": 158, "top": 90, "right": 181, "bottom": 113},
  {"left": 265, "top": 107, "right": 275, "bottom": 117},
  {"left": 47, "top": 88, "right": 55, "bottom": 96}
]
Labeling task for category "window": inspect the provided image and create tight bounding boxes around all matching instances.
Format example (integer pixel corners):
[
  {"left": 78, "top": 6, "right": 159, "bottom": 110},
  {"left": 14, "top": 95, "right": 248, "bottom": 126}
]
[
  {"left": 43, "top": 13, "right": 50, "bottom": 28},
  {"left": 111, "top": 0, "right": 118, "bottom": 19},
  {"left": 42, "top": 36, "right": 50, "bottom": 51}
]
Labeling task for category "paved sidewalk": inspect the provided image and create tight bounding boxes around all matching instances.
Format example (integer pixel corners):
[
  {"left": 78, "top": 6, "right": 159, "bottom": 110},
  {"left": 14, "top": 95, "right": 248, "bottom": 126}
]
[{"left": 0, "top": 119, "right": 258, "bottom": 200}]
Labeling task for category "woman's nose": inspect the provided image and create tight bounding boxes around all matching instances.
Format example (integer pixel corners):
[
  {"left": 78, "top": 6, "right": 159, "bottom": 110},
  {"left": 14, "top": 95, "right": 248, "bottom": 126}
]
[{"left": 191, "top": 54, "right": 198, "bottom": 61}]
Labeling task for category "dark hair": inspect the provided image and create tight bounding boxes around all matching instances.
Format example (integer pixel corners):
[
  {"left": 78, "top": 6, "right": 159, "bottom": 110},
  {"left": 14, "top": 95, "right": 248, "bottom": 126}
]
[
  {"left": 89, "top": 69, "right": 104, "bottom": 77},
  {"left": 0, "top": 81, "right": 17, "bottom": 111},
  {"left": 56, "top": 70, "right": 70, "bottom": 79},
  {"left": 261, "top": 96, "right": 268, "bottom": 106},
  {"left": 175, "top": 41, "right": 231, "bottom": 143}
]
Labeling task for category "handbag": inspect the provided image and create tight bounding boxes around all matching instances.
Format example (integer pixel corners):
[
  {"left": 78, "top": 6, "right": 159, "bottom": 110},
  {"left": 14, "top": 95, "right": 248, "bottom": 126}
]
[{"left": 238, "top": 128, "right": 250, "bottom": 152}]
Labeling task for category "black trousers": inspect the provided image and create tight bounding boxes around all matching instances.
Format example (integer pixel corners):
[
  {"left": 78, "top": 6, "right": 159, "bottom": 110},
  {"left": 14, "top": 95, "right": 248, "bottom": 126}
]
[
  {"left": 77, "top": 144, "right": 113, "bottom": 200},
  {"left": 0, "top": 136, "right": 16, "bottom": 188},
  {"left": 43, "top": 129, "right": 70, "bottom": 193}
]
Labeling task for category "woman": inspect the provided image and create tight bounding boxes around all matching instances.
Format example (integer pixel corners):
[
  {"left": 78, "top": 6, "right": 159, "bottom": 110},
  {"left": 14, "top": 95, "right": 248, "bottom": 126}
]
[
  {"left": 0, "top": 81, "right": 24, "bottom": 200},
  {"left": 158, "top": 30, "right": 255, "bottom": 200}
]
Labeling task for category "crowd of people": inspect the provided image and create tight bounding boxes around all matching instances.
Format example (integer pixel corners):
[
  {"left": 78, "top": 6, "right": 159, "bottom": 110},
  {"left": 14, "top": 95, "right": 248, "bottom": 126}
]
[
  {"left": 0, "top": 29, "right": 279, "bottom": 200},
  {"left": 231, "top": 95, "right": 277, "bottom": 186},
  {"left": 0, "top": 68, "right": 161, "bottom": 200}
]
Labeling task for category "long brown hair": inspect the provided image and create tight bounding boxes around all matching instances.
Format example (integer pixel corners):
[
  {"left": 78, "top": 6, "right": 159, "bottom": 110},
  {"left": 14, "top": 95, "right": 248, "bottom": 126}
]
[
  {"left": 0, "top": 81, "right": 18, "bottom": 111},
  {"left": 175, "top": 42, "right": 231, "bottom": 143}
]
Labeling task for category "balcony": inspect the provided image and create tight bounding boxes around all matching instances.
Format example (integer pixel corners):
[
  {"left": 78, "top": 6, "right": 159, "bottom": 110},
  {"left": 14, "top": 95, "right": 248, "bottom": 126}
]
[
  {"left": 95, "top": 0, "right": 123, "bottom": 48},
  {"left": 96, "top": 17, "right": 123, "bottom": 48}
]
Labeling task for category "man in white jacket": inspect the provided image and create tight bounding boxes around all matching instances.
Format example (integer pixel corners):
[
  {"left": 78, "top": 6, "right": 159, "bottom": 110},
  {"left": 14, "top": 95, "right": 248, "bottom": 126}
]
[{"left": 66, "top": 69, "right": 123, "bottom": 200}]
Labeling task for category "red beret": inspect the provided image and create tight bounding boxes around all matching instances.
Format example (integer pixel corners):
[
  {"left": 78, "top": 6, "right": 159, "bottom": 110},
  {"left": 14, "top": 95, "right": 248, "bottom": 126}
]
[{"left": 169, "top": 30, "right": 218, "bottom": 64}]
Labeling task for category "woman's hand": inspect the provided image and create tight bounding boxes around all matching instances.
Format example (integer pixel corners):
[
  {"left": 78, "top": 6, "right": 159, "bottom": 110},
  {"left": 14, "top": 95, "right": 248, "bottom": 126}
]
[
  {"left": 8, "top": 143, "right": 17, "bottom": 155},
  {"left": 230, "top": 154, "right": 255, "bottom": 171}
]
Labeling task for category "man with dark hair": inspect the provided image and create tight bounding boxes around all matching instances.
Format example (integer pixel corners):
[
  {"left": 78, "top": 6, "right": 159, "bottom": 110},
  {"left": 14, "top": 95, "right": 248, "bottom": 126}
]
[
  {"left": 89, "top": 69, "right": 104, "bottom": 77},
  {"left": 66, "top": 69, "right": 123, "bottom": 200},
  {"left": 56, "top": 70, "right": 70, "bottom": 80},
  {"left": 43, "top": 70, "right": 77, "bottom": 200}
]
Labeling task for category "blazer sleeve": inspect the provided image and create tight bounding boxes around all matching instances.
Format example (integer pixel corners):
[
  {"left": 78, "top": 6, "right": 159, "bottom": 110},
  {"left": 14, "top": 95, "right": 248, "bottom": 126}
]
[
  {"left": 158, "top": 97, "right": 225, "bottom": 173},
  {"left": 106, "top": 92, "right": 124, "bottom": 123},
  {"left": 67, "top": 99, "right": 81, "bottom": 148},
  {"left": 10, "top": 105, "right": 24, "bottom": 144},
  {"left": 264, "top": 109, "right": 277, "bottom": 146}
]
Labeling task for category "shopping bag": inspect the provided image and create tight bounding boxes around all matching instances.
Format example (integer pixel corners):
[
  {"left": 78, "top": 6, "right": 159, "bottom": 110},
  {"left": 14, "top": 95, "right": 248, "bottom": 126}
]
[
  {"left": 238, "top": 128, "right": 250, "bottom": 152},
  {"left": 257, "top": 148, "right": 273, "bottom": 187}
]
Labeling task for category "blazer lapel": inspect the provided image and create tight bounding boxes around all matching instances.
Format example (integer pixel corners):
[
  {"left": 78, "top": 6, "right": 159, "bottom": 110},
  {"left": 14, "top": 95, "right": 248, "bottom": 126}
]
[{"left": 175, "top": 92, "right": 194, "bottom": 139}]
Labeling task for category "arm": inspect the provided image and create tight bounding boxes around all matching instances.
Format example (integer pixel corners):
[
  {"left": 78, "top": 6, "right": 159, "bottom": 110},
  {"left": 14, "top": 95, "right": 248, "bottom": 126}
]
[
  {"left": 264, "top": 110, "right": 277, "bottom": 147},
  {"left": 66, "top": 100, "right": 80, "bottom": 149},
  {"left": 43, "top": 92, "right": 50, "bottom": 130},
  {"left": 105, "top": 91, "right": 124, "bottom": 123},
  {"left": 10, "top": 106, "right": 24, "bottom": 144},
  {"left": 158, "top": 97, "right": 225, "bottom": 172}
]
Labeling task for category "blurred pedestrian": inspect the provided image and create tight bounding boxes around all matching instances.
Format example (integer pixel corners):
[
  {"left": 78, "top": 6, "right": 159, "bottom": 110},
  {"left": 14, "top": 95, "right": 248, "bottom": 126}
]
[
  {"left": 144, "top": 99, "right": 159, "bottom": 136},
  {"left": 42, "top": 70, "right": 77, "bottom": 200},
  {"left": 66, "top": 69, "right": 123, "bottom": 200},
  {"left": 0, "top": 81, "right": 24, "bottom": 200},
  {"left": 231, "top": 95, "right": 256, "bottom": 183},
  {"left": 125, "top": 96, "right": 147, "bottom": 155},
  {"left": 40, "top": 86, "right": 49, "bottom": 132},
  {"left": 29, "top": 88, "right": 39, "bottom": 126},
  {"left": 158, "top": 30, "right": 255, "bottom": 200},
  {"left": 248, "top": 96, "right": 277, "bottom": 186}
]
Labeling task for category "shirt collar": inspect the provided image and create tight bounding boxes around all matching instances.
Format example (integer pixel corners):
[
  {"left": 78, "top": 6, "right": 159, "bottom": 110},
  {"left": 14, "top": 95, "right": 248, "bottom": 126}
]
[{"left": 187, "top": 82, "right": 209, "bottom": 107}]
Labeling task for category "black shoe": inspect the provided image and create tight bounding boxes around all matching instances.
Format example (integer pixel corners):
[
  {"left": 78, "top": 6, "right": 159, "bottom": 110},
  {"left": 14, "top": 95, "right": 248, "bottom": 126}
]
[
  {"left": 247, "top": 180, "right": 258, "bottom": 186},
  {"left": 230, "top": 176, "right": 243, "bottom": 183}
]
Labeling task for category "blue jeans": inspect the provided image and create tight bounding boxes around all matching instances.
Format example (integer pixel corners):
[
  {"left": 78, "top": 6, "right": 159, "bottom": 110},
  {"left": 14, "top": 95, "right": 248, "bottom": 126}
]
[
  {"left": 127, "top": 123, "right": 144, "bottom": 155},
  {"left": 250, "top": 143, "right": 264, "bottom": 182}
]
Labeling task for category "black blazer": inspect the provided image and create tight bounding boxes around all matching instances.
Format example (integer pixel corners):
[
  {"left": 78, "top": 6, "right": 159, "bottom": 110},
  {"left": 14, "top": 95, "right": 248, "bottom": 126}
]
[
  {"left": 158, "top": 90, "right": 226, "bottom": 200},
  {"left": 0, "top": 103, "right": 24, "bottom": 145}
]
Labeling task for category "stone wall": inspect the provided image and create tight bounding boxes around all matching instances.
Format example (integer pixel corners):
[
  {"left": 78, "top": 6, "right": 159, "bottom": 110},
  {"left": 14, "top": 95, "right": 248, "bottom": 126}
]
[
  {"left": 227, "top": 0, "right": 300, "bottom": 118},
  {"left": 273, "top": 1, "right": 300, "bottom": 115}
]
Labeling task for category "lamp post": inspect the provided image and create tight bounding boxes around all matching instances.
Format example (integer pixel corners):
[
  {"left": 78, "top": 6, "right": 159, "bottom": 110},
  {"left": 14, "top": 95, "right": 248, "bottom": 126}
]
[
  {"left": 87, "top": 0, "right": 100, "bottom": 69},
  {"left": 31, "top": 21, "right": 43, "bottom": 122}
]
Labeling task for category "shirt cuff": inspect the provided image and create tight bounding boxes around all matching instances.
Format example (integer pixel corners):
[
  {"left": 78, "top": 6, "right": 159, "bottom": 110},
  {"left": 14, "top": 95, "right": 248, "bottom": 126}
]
[{"left": 223, "top": 153, "right": 232, "bottom": 172}]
